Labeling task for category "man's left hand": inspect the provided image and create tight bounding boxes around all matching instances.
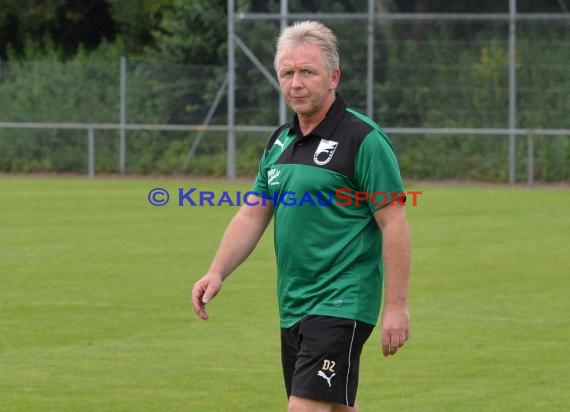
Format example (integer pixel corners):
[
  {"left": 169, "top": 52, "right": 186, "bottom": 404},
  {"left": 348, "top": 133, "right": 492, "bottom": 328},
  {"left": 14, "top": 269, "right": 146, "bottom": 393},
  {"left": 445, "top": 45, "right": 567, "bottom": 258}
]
[{"left": 381, "top": 304, "right": 410, "bottom": 357}]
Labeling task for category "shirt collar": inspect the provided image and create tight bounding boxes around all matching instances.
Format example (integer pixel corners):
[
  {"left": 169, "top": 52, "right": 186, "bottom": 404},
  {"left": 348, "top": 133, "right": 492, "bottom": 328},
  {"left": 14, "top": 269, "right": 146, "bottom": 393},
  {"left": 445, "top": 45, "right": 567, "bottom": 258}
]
[{"left": 290, "top": 92, "right": 346, "bottom": 139}]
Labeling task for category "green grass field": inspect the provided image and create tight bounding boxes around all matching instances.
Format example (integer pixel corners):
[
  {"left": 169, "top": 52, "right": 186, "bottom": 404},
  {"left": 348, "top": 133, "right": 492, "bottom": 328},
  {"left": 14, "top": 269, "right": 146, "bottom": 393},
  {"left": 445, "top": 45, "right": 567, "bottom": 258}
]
[{"left": 0, "top": 176, "right": 568, "bottom": 411}]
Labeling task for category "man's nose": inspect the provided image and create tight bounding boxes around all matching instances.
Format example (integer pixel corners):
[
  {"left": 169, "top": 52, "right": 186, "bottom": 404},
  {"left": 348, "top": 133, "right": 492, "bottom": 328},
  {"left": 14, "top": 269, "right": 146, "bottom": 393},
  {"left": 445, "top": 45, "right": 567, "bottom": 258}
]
[{"left": 291, "top": 72, "right": 303, "bottom": 88}]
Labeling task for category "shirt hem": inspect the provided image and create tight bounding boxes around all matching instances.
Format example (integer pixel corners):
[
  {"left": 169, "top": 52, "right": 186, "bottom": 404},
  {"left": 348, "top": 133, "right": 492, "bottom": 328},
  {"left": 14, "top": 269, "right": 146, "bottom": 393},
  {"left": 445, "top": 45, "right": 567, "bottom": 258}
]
[{"left": 280, "top": 310, "right": 377, "bottom": 329}]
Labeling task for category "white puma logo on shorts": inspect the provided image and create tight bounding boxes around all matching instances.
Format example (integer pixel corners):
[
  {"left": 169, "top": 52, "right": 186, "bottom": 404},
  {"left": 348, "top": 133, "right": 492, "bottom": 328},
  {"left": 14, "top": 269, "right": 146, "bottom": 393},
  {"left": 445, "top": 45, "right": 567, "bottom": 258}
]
[{"left": 317, "top": 370, "right": 336, "bottom": 388}]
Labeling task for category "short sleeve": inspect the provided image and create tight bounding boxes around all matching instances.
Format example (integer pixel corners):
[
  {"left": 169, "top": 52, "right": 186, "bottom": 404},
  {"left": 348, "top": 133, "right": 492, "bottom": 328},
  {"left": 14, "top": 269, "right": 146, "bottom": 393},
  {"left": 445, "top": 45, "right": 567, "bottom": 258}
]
[
  {"left": 251, "top": 149, "right": 268, "bottom": 194},
  {"left": 354, "top": 129, "right": 405, "bottom": 213}
]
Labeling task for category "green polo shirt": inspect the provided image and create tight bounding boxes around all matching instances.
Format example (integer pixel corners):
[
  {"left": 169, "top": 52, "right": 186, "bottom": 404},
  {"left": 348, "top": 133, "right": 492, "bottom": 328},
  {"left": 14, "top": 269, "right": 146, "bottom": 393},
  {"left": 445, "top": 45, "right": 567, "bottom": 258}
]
[{"left": 253, "top": 95, "right": 405, "bottom": 328}]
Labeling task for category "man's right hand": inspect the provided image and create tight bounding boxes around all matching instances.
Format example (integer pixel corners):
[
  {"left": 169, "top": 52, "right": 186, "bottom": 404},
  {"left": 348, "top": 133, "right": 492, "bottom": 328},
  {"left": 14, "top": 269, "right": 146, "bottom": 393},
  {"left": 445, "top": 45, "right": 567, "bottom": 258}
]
[{"left": 191, "top": 273, "right": 223, "bottom": 320}]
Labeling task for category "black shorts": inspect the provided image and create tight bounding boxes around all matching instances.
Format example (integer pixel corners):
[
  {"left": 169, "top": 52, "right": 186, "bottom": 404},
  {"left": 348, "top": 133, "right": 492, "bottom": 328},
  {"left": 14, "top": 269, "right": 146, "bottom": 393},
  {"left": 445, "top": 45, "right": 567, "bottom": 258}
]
[{"left": 280, "top": 315, "right": 374, "bottom": 407}]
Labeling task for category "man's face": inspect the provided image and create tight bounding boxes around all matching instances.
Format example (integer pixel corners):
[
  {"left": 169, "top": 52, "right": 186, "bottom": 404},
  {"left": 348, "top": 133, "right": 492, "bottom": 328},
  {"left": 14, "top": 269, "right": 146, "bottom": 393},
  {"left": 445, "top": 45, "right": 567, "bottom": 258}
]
[{"left": 276, "top": 42, "right": 340, "bottom": 118}]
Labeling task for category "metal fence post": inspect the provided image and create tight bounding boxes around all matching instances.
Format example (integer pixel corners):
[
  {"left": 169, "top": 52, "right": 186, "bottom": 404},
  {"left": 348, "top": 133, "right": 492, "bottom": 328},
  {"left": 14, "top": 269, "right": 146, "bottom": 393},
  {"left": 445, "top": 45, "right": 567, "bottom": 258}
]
[
  {"left": 88, "top": 128, "right": 95, "bottom": 179},
  {"left": 366, "top": 0, "right": 375, "bottom": 119},
  {"left": 508, "top": 0, "right": 517, "bottom": 184},
  {"left": 227, "top": 0, "right": 237, "bottom": 181},
  {"left": 527, "top": 131, "right": 534, "bottom": 188},
  {"left": 119, "top": 56, "right": 127, "bottom": 174},
  {"left": 279, "top": 0, "right": 288, "bottom": 125}
]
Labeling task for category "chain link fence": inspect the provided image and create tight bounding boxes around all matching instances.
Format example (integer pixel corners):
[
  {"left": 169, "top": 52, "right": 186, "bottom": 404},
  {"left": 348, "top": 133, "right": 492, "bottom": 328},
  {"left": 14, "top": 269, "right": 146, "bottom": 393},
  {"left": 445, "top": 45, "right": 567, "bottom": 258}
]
[{"left": 0, "top": 6, "right": 568, "bottom": 183}]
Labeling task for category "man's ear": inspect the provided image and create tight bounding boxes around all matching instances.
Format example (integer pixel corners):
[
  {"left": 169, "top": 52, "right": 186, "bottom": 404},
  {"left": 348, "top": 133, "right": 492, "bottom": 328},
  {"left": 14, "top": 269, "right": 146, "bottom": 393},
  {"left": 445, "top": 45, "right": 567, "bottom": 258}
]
[{"left": 330, "top": 69, "right": 341, "bottom": 90}]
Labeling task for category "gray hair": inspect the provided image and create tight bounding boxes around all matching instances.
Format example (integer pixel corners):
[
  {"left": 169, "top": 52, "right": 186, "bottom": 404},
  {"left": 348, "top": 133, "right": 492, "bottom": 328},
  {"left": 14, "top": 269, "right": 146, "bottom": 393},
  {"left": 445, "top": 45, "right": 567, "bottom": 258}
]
[{"left": 274, "top": 20, "right": 339, "bottom": 74}]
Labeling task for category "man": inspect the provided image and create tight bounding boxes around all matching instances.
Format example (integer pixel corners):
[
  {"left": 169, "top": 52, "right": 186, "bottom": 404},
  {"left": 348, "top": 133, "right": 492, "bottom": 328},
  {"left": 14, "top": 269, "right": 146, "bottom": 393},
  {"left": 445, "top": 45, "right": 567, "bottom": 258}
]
[{"left": 192, "top": 20, "right": 411, "bottom": 412}]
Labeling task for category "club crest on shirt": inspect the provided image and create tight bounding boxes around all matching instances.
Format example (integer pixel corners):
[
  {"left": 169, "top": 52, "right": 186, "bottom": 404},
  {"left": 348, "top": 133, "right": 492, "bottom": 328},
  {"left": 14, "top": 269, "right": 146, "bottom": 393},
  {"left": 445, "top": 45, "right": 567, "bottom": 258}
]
[{"left": 313, "top": 139, "right": 339, "bottom": 166}]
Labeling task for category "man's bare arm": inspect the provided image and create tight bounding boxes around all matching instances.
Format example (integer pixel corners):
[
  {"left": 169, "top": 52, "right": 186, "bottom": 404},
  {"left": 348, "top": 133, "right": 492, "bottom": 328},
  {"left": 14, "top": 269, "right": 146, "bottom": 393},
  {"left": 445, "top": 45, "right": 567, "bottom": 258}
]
[{"left": 374, "top": 204, "right": 412, "bottom": 356}]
